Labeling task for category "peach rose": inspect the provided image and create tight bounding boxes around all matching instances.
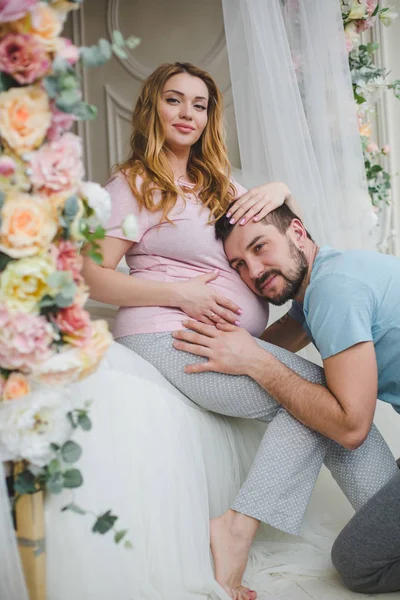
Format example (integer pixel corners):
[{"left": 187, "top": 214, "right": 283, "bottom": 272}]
[
  {"left": 359, "top": 123, "right": 372, "bottom": 138},
  {"left": 0, "top": 192, "right": 58, "bottom": 258},
  {"left": 13, "top": 2, "right": 63, "bottom": 52},
  {"left": 55, "top": 304, "right": 92, "bottom": 347},
  {"left": 29, "top": 132, "right": 84, "bottom": 197},
  {"left": 3, "top": 372, "right": 30, "bottom": 401},
  {"left": 78, "top": 320, "right": 112, "bottom": 381},
  {"left": 0, "top": 85, "right": 51, "bottom": 155},
  {"left": 55, "top": 240, "right": 83, "bottom": 284}
]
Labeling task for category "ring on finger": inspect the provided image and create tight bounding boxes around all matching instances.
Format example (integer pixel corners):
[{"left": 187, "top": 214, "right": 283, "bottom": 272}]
[{"left": 209, "top": 311, "right": 216, "bottom": 320}]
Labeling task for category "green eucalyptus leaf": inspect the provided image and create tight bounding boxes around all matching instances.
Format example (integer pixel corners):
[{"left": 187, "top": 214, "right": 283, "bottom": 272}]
[
  {"left": 14, "top": 470, "right": 37, "bottom": 495},
  {"left": 99, "top": 38, "right": 112, "bottom": 60},
  {"left": 43, "top": 75, "right": 60, "bottom": 98},
  {"left": 62, "top": 502, "right": 86, "bottom": 515},
  {"left": 61, "top": 440, "right": 82, "bottom": 464},
  {"left": 56, "top": 89, "right": 81, "bottom": 113},
  {"left": 114, "top": 529, "right": 128, "bottom": 544},
  {"left": 64, "top": 195, "right": 79, "bottom": 218},
  {"left": 125, "top": 35, "right": 140, "bottom": 50},
  {"left": 63, "top": 468, "right": 83, "bottom": 489},
  {"left": 112, "top": 44, "right": 128, "bottom": 60},
  {"left": 80, "top": 45, "right": 109, "bottom": 68},
  {"left": 71, "top": 101, "right": 97, "bottom": 121},
  {"left": 0, "top": 252, "right": 14, "bottom": 272},
  {"left": 47, "top": 459, "right": 61, "bottom": 476},
  {"left": 78, "top": 413, "right": 92, "bottom": 431},
  {"left": 112, "top": 30, "right": 124, "bottom": 47},
  {"left": 0, "top": 72, "right": 15, "bottom": 93},
  {"left": 92, "top": 510, "right": 118, "bottom": 534},
  {"left": 124, "top": 540, "right": 133, "bottom": 549},
  {"left": 47, "top": 472, "right": 64, "bottom": 494}
]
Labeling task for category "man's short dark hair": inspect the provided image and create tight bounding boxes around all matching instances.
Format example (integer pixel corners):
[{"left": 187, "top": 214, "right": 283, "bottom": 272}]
[{"left": 215, "top": 203, "right": 313, "bottom": 242}]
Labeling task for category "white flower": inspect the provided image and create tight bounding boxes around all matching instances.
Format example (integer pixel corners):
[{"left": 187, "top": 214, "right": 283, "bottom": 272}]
[
  {"left": 0, "top": 386, "right": 73, "bottom": 468},
  {"left": 348, "top": 0, "right": 367, "bottom": 19},
  {"left": 122, "top": 213, "right": 139, "bottom": 241},
  {"left": 380, "top": 7, "right": 398, "bottom": 26},
  {"left": 80, "top": 181, "right": 111, "bottom": 228}
]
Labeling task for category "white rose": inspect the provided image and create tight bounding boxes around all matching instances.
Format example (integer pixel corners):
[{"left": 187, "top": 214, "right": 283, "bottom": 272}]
[
  {"left": 348, "top": 0, "right": 367, "bottom": 19},
  {"left": 0, "top": 386, "right": 73, "bottom": 468},
  {"left": 380, "top": 7, "right": 398, "bottom": 26},
  {"left": 122, "top": 213, "right": 139, "bottom": 241},
  {"left": 31, "top": 347, "right": 83, "bottom": 386},
  {"left": 80, "top": 181, "right": 112, "bottom": 228}
]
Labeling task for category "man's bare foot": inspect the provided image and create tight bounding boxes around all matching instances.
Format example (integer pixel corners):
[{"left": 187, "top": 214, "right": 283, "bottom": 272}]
[{"left": 210, "top": 510, "right": 260, "bottom": 600}]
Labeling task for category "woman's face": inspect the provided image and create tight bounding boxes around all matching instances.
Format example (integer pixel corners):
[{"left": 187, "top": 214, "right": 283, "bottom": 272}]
[{"left": 158, "top": 72, "right": 209, "bottom": 152}]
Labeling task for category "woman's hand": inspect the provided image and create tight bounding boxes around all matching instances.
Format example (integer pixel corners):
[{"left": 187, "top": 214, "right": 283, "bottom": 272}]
[
  {"left": 174, "top": 270, "right": 242, "bottom": 326},
  {"left": 227, "top": 182, "right": 302, "bottom": 226}
]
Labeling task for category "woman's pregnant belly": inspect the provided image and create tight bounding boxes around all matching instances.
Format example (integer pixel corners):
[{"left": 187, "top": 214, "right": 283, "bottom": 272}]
[{"left": 113, "top": 269, "right": 269, "bottom": 339}]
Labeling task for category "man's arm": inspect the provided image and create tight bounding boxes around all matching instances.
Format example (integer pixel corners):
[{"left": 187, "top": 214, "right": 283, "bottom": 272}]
[
  {"left": 247, "top": 340, "right": 378, "bottom": 449},
  {"left": 261, "top": 312, "right": 310, "bottom": 352}
]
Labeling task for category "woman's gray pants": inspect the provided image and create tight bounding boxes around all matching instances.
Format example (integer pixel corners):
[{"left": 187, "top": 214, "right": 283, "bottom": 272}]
[
  {"left": 118, "top": 333, "right": 398, "bottom": 535},
  {"left": 332, "top": 470, "right": 400, "bottom": 593}
]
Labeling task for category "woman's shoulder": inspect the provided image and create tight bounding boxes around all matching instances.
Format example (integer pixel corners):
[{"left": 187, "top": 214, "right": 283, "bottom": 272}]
[{"left": 105, "top": 169, "right": 144, "bottom": 196}]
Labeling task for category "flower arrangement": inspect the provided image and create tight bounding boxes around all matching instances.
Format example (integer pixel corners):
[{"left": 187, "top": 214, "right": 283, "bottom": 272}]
[
  {"left": 0, "top": 0, "right": 138, "bottom": 542},
  {"left": 341, "top": 1, "right": 399, "bottom": 210}
]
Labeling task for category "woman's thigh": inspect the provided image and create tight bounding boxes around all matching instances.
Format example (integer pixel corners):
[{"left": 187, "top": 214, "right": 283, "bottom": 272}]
[{"left": 118, "top": 333, "right": 325, "bottom": 422}]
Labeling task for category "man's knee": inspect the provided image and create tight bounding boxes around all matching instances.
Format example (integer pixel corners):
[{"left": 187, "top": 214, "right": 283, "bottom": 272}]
[{"left": 332, "top": 536, "right": 388, "bottom": 594}]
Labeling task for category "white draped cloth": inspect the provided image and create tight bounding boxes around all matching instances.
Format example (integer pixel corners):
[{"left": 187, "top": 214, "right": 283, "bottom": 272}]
[{"left": 2, "top": 1, "right": 400, "bottom": 599}]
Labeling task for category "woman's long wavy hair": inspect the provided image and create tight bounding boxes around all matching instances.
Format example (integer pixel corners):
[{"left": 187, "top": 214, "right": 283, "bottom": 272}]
[{"left": 117, "top": 62, "right": 236, "bottom": 223}]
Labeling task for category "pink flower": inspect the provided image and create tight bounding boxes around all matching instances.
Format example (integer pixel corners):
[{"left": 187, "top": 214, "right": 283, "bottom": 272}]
[
  {"left": 46, "top": 100, "right": 76, "bottom": 142},
  {"left": 0, "top": 0, "right": 36, "bottom": 23},
  {"left": 55, "top": 240, "right": 83, "bottom": 284},
  {"left": 0, "top": 156, "right": 16, "bottom": 177},
  {"left": 366, "top": 141, "right": 379, "bottom": 153},
  {"left": 55, "top": 304, "right": 92, "bottom": 347},
  {"left": 382, "top": 144, "right": 391, "bottom": 155},
  {"left": 366, "top": 0, "right": 378, "bottom": 16},
  {"left": 0, "top": 33, "right": 51, "bottom": 85},
  {"left": 0, "top": 306, "right": 56, "bottom": 371},
  {"left": 56, "top": 37, "right": 80, "bottom": 65},
  {"left": 355, "top": 16, "right": 376, "bottom": 32},
  {"left": 29, "top": 132, "right": 84, "bottom": 196}
]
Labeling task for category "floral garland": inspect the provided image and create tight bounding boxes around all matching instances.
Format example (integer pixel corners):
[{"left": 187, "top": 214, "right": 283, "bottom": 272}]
[
  {"left": 0, "top": 0, "right": 138, "bottom": 542},
  {"left": 341, "top": 1, "right": 399, "bottom": 212}
]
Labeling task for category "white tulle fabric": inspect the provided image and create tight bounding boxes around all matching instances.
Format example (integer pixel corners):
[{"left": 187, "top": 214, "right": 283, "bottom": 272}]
[
  {"left": 222, "top": 0, "right": 376, "bottom": 251},
  {"left": 0, "top": 462, "right": 29, "bottom": 600},
  {"left": 44, "top": 342, "right": 400, "bottom": 599}
]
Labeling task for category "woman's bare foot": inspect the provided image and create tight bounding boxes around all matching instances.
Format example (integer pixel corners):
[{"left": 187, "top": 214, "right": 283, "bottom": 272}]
[{"left": 210, "top": 510, "right": 260, "bottom": 599}]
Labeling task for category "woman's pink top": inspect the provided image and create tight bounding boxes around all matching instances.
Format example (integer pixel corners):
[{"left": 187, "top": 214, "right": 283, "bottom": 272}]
[{"left": 105, "top": 173, "right": 269, "bottom": 338}]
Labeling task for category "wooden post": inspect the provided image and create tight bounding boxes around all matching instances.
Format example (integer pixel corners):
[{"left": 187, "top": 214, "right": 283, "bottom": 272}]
[{"left": 14, "top": 463, "right": 46, "bottom": 600}]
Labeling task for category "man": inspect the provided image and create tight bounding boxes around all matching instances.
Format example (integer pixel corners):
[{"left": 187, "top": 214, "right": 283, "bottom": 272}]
[{"left": 172, "top": 204, "right": 400, "bottom": 594}]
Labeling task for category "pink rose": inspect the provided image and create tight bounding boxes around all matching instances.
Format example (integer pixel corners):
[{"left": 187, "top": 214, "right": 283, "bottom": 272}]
[
  {"left": 0, "top": 306, "right": 56, "bottom": 371},
  {"left": 366, "top": 0, "right": 378, "bottom": 16},
  {"left": 55, "top": 240, "right": 83, "bottom": 284},
  {"left": 382, "top": 145, "right": 391, "bottom": 155},
  {"left": 46, "top": 100, "right": 76, "bottom": 142},
  {"left": 0, "top": 33, "right": 51, "bottom": 85},
  {"left": 0, "top": 156, "right": 16, "bottom": 177},
  {"left": 0, "top": 0, "right": 36, "bottom": 23},
  {"left": 29, "top": 132, "right": 84, "bottom": 196},
  {"left": 355, "top": 16, "right": 375, "bottom": 32},
  {"left": 55, "top": 304, "right": 92, "bottom": 347},
  {"left": 56, "top": 37, "right": 80, "bottom": 65},
  {"left": 366, "top": 141, "right": 379, "bottom": 153}
]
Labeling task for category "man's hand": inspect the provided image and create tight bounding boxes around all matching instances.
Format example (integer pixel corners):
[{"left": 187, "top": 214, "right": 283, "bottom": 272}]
[{"left": 172, "top": 321, "right": 261, "bottom": 375}]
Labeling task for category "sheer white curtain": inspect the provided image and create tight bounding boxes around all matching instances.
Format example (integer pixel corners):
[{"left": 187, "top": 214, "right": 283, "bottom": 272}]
[
  {"left": 0, "top": 462, "right": 29, "bottom": 600},
  {"left": 223, "top": 0, "right": 376, "bottom": 251}
]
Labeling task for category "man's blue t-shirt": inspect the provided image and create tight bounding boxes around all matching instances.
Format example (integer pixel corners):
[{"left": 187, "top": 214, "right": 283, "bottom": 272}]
[{"left": 289, "top": 246, "right": 400, "bottom": 414}]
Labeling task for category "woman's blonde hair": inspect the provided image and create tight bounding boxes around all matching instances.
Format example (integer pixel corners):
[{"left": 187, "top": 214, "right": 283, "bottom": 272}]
[{"left": 117, "top": 62, "right": 236, "bottom": 222}]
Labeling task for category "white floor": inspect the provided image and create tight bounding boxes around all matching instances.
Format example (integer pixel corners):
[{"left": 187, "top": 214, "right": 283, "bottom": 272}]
[{"left": 259, "top": 575, "right": 400, "bottom": 599}]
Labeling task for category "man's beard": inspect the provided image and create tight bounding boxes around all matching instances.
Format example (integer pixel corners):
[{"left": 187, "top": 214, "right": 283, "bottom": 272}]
[{"left": 255, "top": 241, "right": 308, "bottom": 305}]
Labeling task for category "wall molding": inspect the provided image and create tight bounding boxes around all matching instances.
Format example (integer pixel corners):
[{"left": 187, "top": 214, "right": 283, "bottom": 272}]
[
  {"left": 106, "top": 0, "right": 228, "bottom": 81},
  {"left": 104, "top": 85, "right": 132, "bottom": 168},
  {"left": 71, "top": 7, "right": 92, "bottom": 180}
]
